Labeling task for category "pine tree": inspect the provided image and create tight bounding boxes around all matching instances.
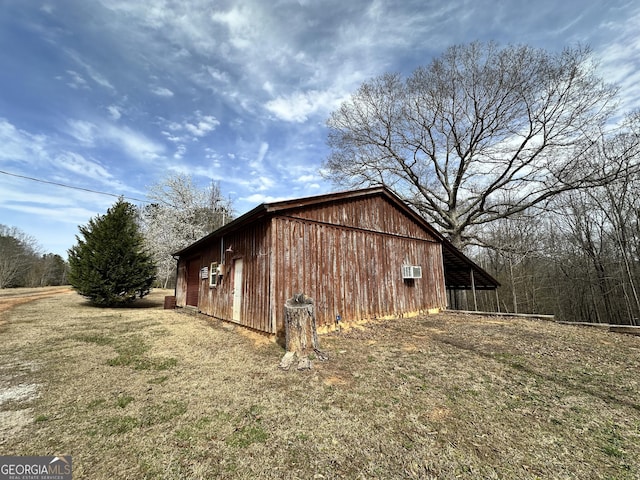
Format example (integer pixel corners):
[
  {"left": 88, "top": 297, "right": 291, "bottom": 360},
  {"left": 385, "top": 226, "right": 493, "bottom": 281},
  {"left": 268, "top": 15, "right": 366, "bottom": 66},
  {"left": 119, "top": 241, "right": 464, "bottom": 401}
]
[{"left": 68, "top": 199, "right": 156, "bottom": 306}]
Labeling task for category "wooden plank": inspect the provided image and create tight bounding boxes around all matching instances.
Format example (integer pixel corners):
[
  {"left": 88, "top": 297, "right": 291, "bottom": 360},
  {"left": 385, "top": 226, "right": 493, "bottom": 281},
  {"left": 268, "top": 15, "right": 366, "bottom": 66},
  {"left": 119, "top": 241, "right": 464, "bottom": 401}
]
[
  {"left": 608, "top": 325, "right": 640, "bottom": 335},
  {"left": 450, "top": 310, "right": 555, "bottom": 321}
]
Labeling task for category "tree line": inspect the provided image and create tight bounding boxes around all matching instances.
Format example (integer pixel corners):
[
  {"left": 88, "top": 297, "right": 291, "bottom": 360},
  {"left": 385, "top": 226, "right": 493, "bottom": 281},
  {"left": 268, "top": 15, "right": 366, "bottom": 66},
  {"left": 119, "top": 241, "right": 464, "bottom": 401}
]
[{"left": 0, "top": 225, "right": 68, "bottom": 288}]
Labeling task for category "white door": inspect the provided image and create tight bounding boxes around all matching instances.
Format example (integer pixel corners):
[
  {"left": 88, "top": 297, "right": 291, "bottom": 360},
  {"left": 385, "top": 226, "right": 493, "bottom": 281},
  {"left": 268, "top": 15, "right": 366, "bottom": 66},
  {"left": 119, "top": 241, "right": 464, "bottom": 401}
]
[{"left": 232, "top": 258, "right": 243, "bottom": 322}]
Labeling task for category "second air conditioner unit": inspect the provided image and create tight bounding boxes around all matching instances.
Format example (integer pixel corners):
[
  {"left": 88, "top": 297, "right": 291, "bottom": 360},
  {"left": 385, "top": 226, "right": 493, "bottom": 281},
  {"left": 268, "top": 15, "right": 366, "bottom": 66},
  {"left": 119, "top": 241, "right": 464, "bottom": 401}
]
[{"left": 402, "top": 265, "right": 422, "bottom": 279}]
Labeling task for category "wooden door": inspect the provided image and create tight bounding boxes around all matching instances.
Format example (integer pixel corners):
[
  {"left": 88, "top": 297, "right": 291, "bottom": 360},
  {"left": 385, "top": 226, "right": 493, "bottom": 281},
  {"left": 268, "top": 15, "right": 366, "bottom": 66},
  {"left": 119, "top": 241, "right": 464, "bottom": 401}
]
[
  {"left": 186, "top": 258, "right": 200, "bottom": 307},
  {"left": 232, "top": 258, "right": 243, "bottom": 322}
]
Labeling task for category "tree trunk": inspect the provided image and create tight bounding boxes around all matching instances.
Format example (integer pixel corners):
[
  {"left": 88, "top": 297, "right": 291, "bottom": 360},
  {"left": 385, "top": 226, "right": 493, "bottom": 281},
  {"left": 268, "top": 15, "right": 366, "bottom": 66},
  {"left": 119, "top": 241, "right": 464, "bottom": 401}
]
[{"left": 279, "top": 294, "right": 327, "bottom": 370}]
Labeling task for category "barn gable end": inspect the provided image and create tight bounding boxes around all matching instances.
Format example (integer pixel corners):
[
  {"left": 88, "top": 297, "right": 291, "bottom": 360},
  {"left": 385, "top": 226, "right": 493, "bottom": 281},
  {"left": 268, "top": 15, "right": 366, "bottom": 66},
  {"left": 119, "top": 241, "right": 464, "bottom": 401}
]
[{"left": 281, "top": 194, "right": 438, "bottom": 242}]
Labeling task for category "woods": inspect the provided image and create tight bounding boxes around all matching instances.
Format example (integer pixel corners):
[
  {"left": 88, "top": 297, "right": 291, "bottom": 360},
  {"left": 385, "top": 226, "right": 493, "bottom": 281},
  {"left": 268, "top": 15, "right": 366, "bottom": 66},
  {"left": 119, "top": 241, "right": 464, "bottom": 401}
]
[{"left": 0, "top": 225, "right": 67, "bottom": 289}]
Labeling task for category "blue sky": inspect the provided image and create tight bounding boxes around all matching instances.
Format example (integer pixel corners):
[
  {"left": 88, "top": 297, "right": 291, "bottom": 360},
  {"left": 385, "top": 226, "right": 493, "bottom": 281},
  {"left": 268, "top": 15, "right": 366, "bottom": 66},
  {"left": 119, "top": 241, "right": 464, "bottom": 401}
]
[{"left": 1, "top": 0, "right": 640, "bottom": 258}]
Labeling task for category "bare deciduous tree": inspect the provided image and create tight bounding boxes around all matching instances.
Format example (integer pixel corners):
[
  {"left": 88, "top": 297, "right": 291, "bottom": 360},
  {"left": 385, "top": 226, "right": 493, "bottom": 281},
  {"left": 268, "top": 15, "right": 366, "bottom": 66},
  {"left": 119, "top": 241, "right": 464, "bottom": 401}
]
[
  {"left": 325, "top": 42, "right": 621, "bottom": 247},
  {"left": 0, "top": 225, "right": 40, "bottom": 288}
]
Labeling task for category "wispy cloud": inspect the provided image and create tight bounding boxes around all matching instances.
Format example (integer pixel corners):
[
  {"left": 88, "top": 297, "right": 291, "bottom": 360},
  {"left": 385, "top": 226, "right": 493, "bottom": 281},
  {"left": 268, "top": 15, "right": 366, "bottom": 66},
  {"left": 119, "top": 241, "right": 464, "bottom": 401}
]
[
  {"left": 65, "top": 119, "right": 164, "bottom": 161},
  {"left": 597, "top": 6, "right": 640, "bottom": 110},
  {"left": 107, "top": 105, "right": 122, "bottom": 120},
  {"left": 56, "top": 151, "right": 111, "bottom": 178},
  {"left": 253, "top": 142, "right": 269, "bottom": 167},
  {"left": 64, "top": 70, "right": 89, "bottom": 89},
  {"left": 0, "top": 118, "right": 49, "bottom": 165},
  {"left": 265, "top": 89, "right": 346, "bottom": 123},
  {"left": 64, "top": 48, "right": 115, "bottom": 91},
  {"left": 66, "top": 119, "right": 97, "bottom": 145},
  {"left": 151, "top": 86, "right": 174, "bottom": 97},
  {"left": 102, "top": 124, "right": 165, "bottom": 161},
  {"left": 162, "top": 111, "right": 220, "bottom": 143}
]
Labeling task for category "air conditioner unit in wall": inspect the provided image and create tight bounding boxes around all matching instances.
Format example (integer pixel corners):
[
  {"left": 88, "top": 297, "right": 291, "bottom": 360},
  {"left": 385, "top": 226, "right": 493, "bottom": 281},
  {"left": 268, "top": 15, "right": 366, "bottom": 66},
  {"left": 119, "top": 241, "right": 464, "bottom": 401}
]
[{"left": 402, "top": 265, "right": 422, "bottom": 279}]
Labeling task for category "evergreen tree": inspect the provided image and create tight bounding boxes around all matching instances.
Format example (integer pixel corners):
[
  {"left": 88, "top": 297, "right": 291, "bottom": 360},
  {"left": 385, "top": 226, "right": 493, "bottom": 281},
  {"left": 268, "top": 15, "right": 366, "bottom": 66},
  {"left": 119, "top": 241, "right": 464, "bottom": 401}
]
[{"left": 68, "top": 199, "right": 156, "bottom": 306}]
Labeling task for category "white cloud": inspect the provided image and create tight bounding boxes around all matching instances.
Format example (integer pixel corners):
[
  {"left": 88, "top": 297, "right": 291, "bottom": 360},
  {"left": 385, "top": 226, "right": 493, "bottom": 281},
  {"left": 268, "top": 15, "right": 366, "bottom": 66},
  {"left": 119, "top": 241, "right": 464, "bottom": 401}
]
[
  {"left": 597, "top": 7, "right": 640, "bottom": 111},
  {"left": 65, "top": 70, "right": 89, "bottom": 89},
  {"left": 102, "top": 124, "right": 165, "bottom": 161},
  {"left": 56, "top": 151, "right": 113, "bottom": 180},
  {"left": 206, "top": 67, "right": 230, "bottom": 83},
  {"left": 173, "top": 144, "right": 187, "bottom": 160},
  {"left": 151, "top": 86, "right": 174, "bottom": 97},
  {"left": 185, "top": 115, "right": 219, "bottom": 137},
  {"left": 297, "top": 174, "right": 317, "bottom": 183},
  {"left": 253, "top": 175, "right": 274, "bottom": 192},
  {"left": 227, "top": 172, "right": 276, "bottom": 193},
  {"left": 265, "top": 89, "right": 346, "bottom": 123},
  {"left": 0, "top": 118, "right": 49, "bottom": 164},
  {"left": 2, "top": 202, "right": 100, "bottom": 225},
  {"left": 253, "top": 142, "right": 269, "bottom": 166},
  {"left": 64, "top": 48, "right": 115, "bottom": 91},
  {"left": 107, "top": 105, "right": 122, "bottom": 120},
  {"left": 210, "top": 5, "right": 257, "bottom": 51},
  {"left": 66, "top": 119, "right": 97, "bottom": 145},
  {"left": 65, "top": 118, "right": 164, "bottom": 161},
  {"left": 0, "top": 178, "right": 115, "bottom": 226},
  {"left": 242, "top": 193, "right": 289, "bottom": 205},
  {"left": 163, "top": 111, "right": 220, "bottom": 141}
]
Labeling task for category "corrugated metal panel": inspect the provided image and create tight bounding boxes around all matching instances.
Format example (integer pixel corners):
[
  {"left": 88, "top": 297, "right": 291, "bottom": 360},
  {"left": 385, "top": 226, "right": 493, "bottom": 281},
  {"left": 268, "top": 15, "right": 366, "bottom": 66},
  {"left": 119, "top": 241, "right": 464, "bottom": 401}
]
[
  {"left": 190, "top": 219, "right": 273, "bottom": 333},
  {"left": 271, "top": 215, "right": 446, "bottom": 333},
  {"left": 176, "top": 192, "right": 447, "bottom": 335},
  {"left": 284, "top": 195, "right": 437, "bottom": 242}
]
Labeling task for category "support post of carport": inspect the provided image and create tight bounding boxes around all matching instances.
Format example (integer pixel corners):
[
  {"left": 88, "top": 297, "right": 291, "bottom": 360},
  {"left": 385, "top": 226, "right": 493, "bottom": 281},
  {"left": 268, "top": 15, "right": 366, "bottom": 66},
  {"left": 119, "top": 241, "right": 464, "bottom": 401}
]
[{"left": 470, "top": 268, "right": 478, "bottom": 311}]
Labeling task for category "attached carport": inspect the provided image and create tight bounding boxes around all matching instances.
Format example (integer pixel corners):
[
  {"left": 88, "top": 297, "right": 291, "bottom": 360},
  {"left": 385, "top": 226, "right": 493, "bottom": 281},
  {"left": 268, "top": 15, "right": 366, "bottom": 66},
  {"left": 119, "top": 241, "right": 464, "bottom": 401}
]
[{"left": 441, "top": 242, "right": 500, "bottom": 311}]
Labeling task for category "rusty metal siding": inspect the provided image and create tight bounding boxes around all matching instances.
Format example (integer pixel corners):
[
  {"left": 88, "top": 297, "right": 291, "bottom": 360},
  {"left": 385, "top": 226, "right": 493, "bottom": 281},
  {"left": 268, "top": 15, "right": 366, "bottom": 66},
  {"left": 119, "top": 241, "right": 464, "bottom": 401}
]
[
  {"left": 271, "top": 216, "right": 446, "bottom": 334},
  {"left": 189, "top": 219, "right": 273, "bottom": 333},
  {"left": 175, "top": 193, "right": 447, "bottom": 336},
  {"left": 284, "top": 196, "right": 436, "bottom": 242}
]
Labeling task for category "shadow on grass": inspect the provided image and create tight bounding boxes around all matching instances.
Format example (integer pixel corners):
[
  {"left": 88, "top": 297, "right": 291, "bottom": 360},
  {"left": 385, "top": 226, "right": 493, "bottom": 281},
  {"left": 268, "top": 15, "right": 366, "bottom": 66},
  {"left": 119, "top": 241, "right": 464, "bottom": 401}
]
[
  {"left": 434, "top": 335, "right": 640, "bottom": 413},
  {"left": 77, "top": 295, "right": 165, "bottom": 310}
]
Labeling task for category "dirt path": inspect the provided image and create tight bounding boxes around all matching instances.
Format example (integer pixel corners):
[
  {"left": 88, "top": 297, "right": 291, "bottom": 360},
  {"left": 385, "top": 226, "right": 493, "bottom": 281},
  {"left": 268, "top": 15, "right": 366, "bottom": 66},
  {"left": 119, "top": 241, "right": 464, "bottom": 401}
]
[
  {"left": 0, "top": 288, "right": 73, "bottom": 442},
  {"left": 0, "top": 287, "right": 73, "bottom": 314}
]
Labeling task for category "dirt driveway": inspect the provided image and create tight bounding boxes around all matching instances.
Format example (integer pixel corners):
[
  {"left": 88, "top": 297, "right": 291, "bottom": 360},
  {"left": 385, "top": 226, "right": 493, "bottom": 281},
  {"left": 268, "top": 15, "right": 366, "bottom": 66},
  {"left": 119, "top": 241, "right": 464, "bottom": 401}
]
[{"left": 0, "top": 286, "right": 72, "bottom": 316}]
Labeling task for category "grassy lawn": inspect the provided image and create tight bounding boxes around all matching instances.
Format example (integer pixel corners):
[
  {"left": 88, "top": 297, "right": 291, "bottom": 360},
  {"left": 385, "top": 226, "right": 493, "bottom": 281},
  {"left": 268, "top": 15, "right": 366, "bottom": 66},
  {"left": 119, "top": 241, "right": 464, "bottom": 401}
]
[{"left": 1, "top": 289, "right": 640, "bottom": 479}]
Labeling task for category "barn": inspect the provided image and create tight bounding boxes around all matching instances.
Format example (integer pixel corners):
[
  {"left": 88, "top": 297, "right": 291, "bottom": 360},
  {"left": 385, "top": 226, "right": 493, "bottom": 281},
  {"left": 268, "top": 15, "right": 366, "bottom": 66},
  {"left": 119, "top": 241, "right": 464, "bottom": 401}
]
[{"left": 173, "top": 187, "right": 498, "bottom": 337}]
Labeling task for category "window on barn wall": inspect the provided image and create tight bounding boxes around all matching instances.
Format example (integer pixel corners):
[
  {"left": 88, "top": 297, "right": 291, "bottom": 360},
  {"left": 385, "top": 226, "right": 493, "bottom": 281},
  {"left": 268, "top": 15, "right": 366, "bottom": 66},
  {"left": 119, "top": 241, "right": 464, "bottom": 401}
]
[{"left": 210, "top": 262, "right": 219, "bottom": 287}]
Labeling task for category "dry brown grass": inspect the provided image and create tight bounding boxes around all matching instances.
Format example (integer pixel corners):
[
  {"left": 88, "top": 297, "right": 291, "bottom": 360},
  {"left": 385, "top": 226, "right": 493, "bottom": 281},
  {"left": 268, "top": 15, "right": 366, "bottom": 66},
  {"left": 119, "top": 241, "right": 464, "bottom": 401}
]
[{"left": 1, "top": 289, "right": 640, "bottom": 479}]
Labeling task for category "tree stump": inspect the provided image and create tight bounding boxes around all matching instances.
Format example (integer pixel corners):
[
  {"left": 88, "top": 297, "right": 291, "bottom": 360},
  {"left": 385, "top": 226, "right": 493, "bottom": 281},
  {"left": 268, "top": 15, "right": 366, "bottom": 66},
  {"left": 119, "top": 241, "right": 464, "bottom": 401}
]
[{"left": 279, "top": 293, "right": 327, "bottom": 370}]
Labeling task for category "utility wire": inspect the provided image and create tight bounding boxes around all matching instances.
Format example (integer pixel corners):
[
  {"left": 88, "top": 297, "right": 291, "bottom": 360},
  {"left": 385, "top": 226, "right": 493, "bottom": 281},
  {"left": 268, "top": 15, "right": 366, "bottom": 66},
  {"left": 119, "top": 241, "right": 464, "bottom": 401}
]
[{"left": 0, "top": 169, "right": 154, "bottom": 205}]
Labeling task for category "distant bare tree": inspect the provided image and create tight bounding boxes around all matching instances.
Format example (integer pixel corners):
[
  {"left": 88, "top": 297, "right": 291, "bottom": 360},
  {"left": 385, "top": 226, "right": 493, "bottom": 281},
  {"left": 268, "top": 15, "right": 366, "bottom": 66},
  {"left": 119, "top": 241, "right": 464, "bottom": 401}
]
[
  {"left": 325, "top": 42, "right": 622, "bottom": 247},
  {"left": 0, "top": 225, "right": 40, "bottom": 288},
  {"left": 25, "top": 254, "right": 69, "bottom": 287},
  {"left": 140, "top": 174, "right": 233, "bottom": 288}
]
